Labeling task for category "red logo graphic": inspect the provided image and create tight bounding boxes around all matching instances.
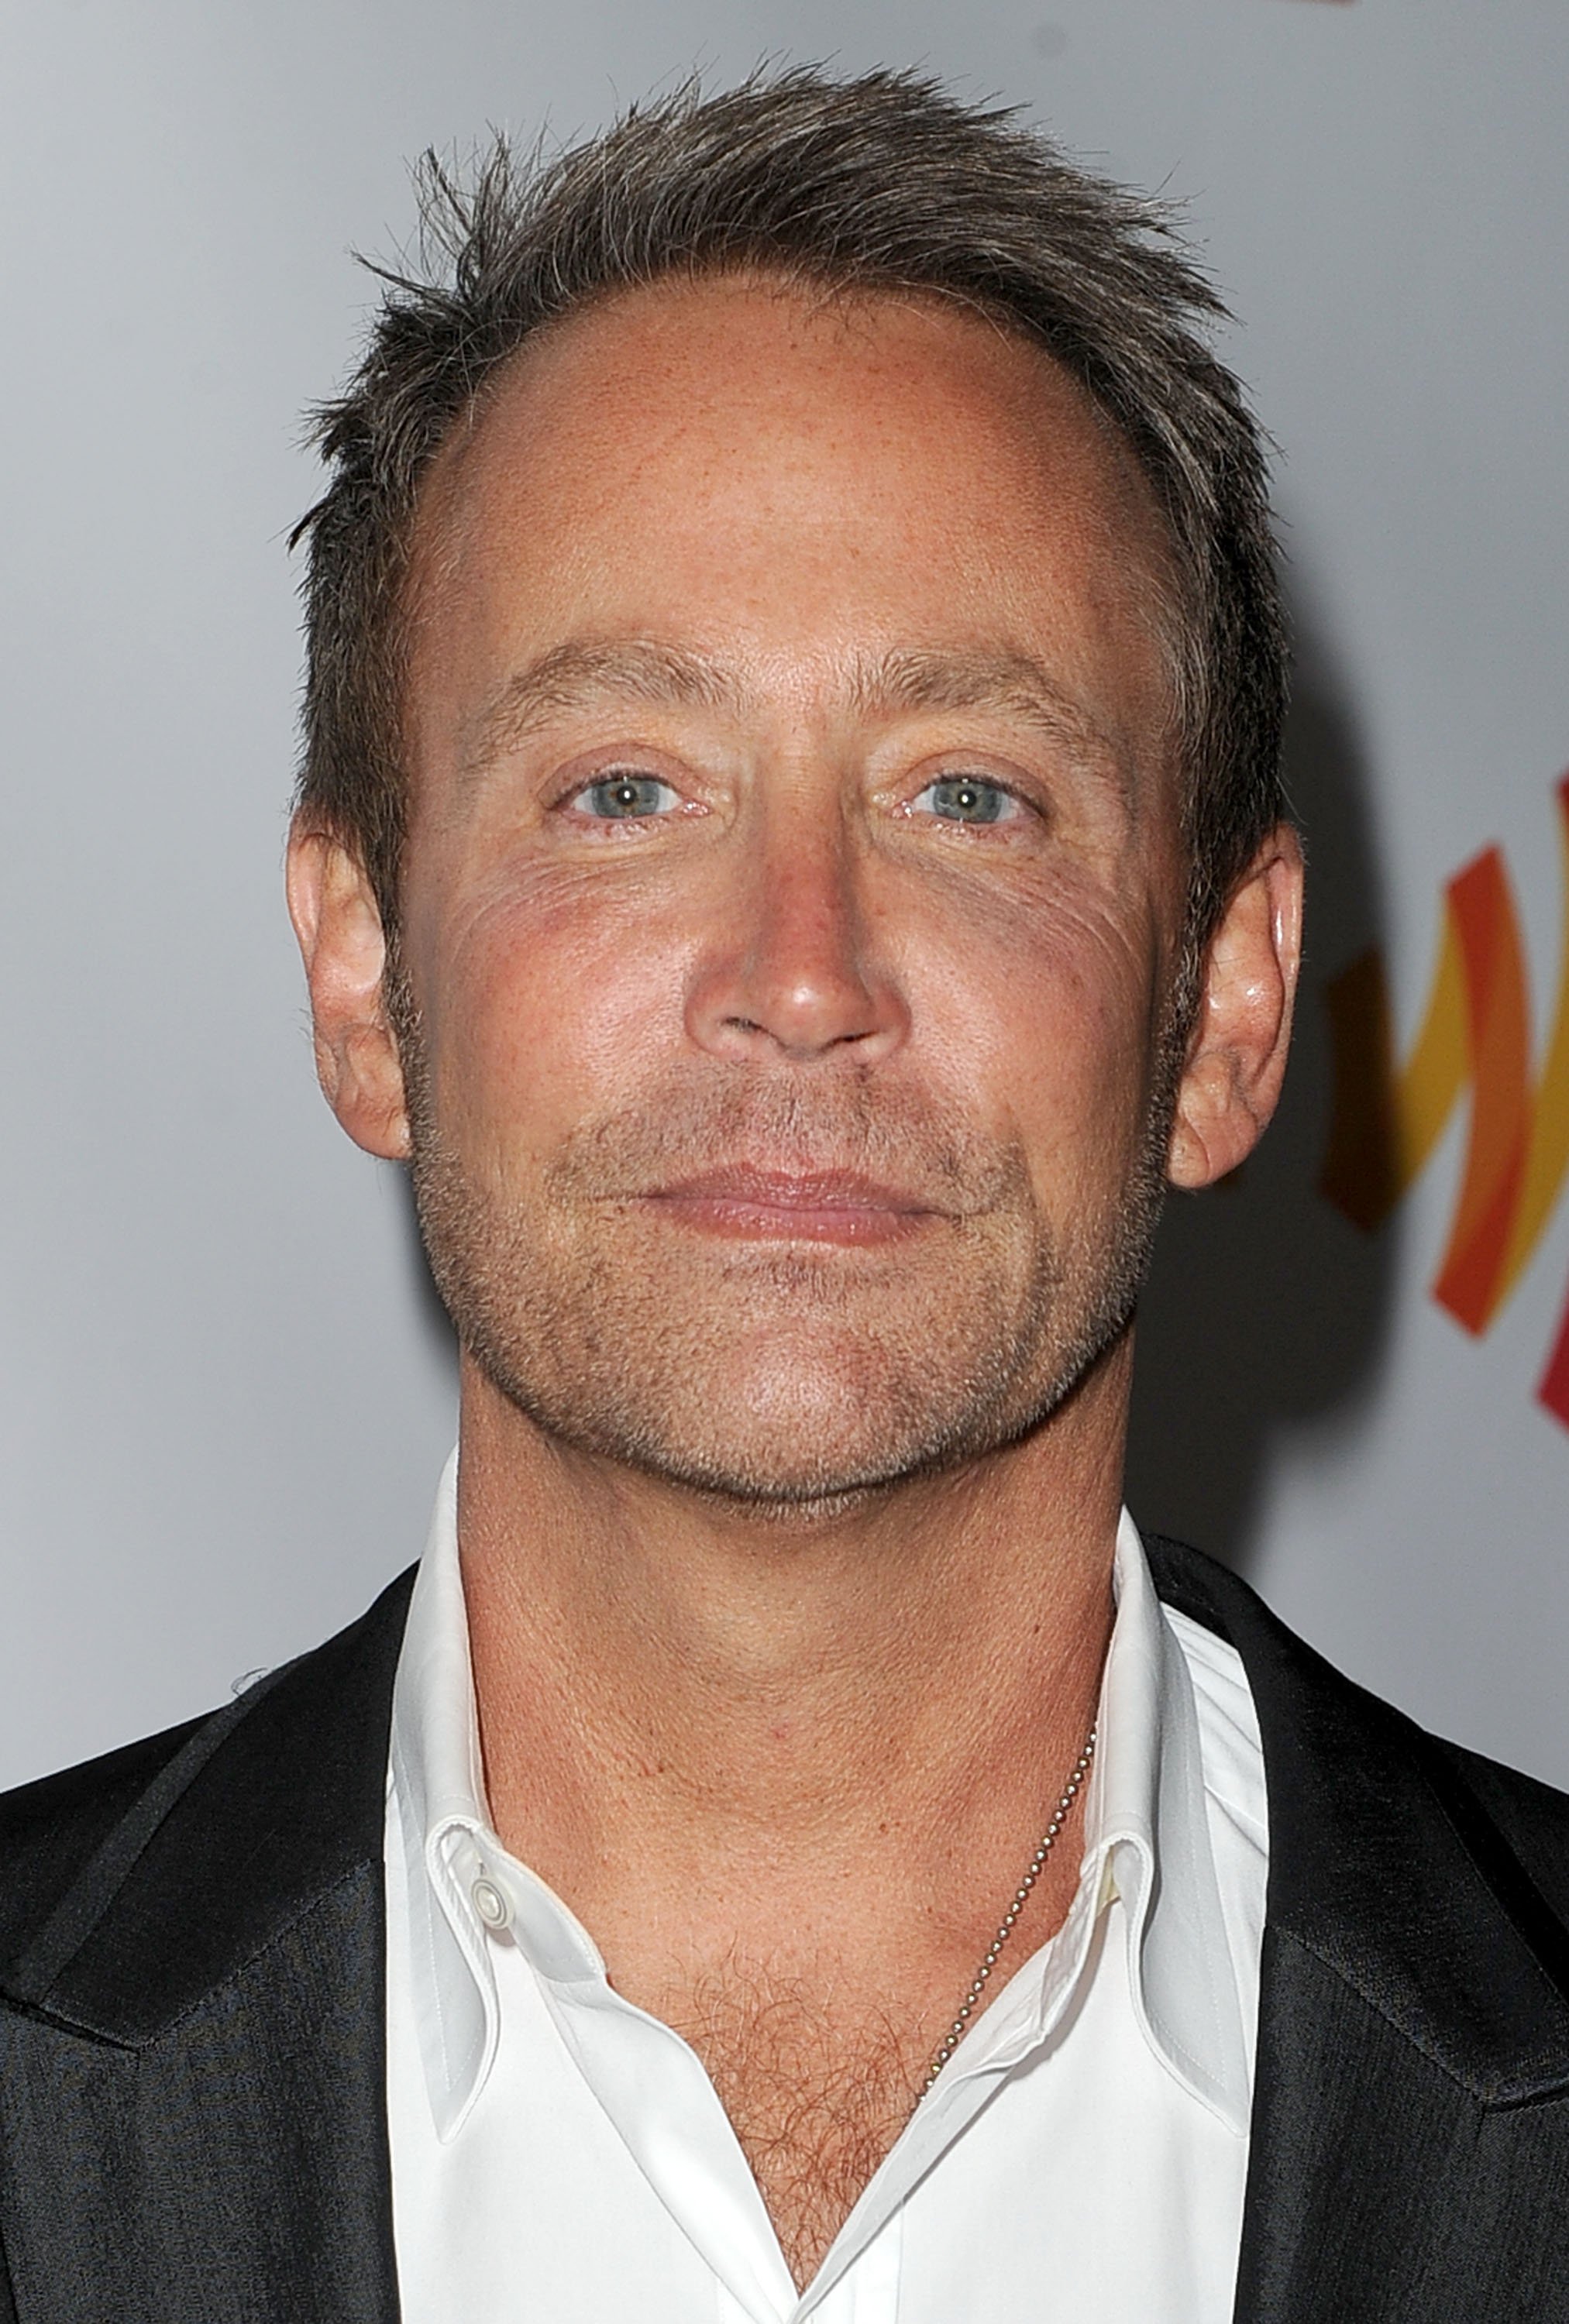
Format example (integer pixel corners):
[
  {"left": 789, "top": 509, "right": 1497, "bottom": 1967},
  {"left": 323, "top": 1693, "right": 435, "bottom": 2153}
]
[{"left": 1320, "top": 773, "right": 1569, "bottom": 1430}]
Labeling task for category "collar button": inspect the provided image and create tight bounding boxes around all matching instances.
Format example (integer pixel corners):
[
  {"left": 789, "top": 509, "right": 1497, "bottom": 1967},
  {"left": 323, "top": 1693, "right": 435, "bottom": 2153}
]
[{"left": 471, "top": 1874, "right": 511, "bottom": 1932}]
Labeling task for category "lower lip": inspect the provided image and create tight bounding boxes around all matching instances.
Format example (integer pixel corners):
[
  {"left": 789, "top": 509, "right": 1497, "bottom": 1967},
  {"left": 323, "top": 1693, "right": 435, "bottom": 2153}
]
[{"left": 639, "top": 1192, "right": 934, "bottom": 1246}]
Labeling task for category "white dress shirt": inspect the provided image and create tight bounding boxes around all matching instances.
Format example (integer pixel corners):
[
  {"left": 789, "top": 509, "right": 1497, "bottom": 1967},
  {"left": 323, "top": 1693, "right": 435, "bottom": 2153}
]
[{"left": 385, "top": 1454, "right": 1268, "bottom": 2322}]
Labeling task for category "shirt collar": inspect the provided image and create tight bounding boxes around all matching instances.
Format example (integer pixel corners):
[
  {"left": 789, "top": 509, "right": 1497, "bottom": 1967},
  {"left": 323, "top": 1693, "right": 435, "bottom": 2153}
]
[
  {"left": 1089, "top": 1512, "right": 1253, "bottom": 2128},
  {"left": 389, "top": 1450, "right": 1253, "bottom": 2142}
]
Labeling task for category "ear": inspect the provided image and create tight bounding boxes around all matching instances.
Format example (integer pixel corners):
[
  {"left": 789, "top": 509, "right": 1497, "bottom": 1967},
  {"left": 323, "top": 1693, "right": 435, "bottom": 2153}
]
[
  {"left": 1166, "top": 823, "right": 1304, "bottom": 1191},
  {"left": 285, "top": 821, "right": 411, "bottom": 1162}
]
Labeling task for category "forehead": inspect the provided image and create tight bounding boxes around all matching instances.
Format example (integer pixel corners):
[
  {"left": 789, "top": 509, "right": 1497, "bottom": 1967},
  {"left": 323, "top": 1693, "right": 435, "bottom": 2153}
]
[{"left": 404, "top": 273, "right": 1178, "bottom": 770}]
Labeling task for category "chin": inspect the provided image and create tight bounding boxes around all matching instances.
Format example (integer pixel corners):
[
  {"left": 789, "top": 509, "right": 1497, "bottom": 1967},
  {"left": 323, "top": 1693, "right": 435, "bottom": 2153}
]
[
  {"left": 470, "top": 1317, "right": 1107, "bottom": 1508},
  {"left": 412, "top": 1122, "right": 1160, "bottom": 1507}
]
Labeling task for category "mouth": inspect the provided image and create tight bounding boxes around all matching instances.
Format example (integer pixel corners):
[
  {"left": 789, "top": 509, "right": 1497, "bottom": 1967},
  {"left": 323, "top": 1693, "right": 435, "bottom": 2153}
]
[{"left": 631, "top": 1166, "right": 948, "bottom": 1247}]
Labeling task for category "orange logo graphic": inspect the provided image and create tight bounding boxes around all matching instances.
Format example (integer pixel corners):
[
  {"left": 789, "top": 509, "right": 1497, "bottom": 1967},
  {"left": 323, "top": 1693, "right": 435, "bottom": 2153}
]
[{"left": 1320, "top": 772, "right": 1569, "bottom": 1430}]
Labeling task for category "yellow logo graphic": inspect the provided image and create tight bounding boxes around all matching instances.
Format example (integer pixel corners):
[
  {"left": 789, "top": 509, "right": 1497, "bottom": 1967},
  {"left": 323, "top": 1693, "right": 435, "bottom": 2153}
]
[{"left": 1320, "top": 773, "right": 1569, "bottom": 1428}]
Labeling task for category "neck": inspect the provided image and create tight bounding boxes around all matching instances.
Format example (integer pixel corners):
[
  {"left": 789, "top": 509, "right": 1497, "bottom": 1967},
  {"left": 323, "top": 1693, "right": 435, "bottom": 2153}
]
[
  {"left": 456, "top": 1346, "right": 1126, "bottom": 1938},
  {"left": 455, "top": 1350, "right": 1127, "bottom": 2287}
]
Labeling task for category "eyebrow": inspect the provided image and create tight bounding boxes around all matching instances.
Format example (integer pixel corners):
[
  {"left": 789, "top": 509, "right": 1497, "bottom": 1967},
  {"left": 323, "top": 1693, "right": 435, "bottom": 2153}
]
[
  {"left": 462, "top": 641, "right": 740, "bottom": 776},
  {"left": 849, "top": 647, "right": 1117, "bottom": 768},
  {"left": 461, "top": 637, "right": 1122, "bottom": 783}
]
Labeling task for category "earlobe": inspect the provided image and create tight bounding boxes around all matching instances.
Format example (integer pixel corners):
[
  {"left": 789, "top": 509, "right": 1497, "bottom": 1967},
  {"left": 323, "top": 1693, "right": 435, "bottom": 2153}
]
[
  {"left": 285, "top": 822, "right": 411, "bottom": 1162},
  {"left": 1167, "top": 823, "right": 1304, "bottom": 1191}
]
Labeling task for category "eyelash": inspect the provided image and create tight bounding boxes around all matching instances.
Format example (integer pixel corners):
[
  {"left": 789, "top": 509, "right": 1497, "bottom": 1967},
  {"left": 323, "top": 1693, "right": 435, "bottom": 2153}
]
[
  {"left": 554, "top": 766, "right": 1037, "bottom": 834},
  {"left": 563, "top": 770, "right": 683, "bottom": 823},
  {"left": 909, "top": 775, "right": 1030, "bottom": 829}
]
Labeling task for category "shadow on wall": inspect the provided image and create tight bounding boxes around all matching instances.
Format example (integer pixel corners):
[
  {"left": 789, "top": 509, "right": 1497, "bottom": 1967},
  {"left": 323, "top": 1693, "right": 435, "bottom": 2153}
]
[{"left": 1125, "top": 601, "right": 1401, "bottom": 1574}]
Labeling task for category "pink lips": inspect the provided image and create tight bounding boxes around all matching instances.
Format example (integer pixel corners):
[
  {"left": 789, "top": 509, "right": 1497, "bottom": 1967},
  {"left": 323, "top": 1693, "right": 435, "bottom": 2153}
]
[{"left": 638, "top": 1167, "right": 940, "bottom": 1246}]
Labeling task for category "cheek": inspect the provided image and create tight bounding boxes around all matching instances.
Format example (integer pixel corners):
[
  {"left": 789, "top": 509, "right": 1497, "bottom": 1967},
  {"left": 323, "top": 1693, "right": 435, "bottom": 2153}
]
[
  {"left": 907, "top": 875, "right": 1165, "bottom": 1173},
  {"left": 411, "top": 861, "right": 695, "bottom": 1162}
]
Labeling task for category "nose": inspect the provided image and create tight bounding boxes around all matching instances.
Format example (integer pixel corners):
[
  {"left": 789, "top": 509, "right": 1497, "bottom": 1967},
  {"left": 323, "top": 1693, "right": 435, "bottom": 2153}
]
[{"left": 683, "top": 810, "right": 910, "bottom": 1066}]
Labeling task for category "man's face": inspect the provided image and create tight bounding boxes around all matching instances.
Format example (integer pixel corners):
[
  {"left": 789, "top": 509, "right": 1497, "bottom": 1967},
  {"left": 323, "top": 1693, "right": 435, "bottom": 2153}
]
[{"left": 394, "top": 275, "right": 1189, "bottom": 1501}]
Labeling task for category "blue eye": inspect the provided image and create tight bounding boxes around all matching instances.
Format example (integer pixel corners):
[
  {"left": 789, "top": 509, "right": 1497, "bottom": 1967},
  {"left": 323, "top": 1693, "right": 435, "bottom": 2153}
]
[
  {"left": 920, "top": 776, "right": 1014, "bottom": 824},
  {"left": 577, "top": 774, "right": 679, "bottom": 819}
]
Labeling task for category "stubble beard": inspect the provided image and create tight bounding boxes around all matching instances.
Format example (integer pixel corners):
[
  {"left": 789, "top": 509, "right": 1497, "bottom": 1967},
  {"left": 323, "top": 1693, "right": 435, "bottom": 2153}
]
[{"left": 401, "top": 1033, "right": 1182, "bottom": 1511}]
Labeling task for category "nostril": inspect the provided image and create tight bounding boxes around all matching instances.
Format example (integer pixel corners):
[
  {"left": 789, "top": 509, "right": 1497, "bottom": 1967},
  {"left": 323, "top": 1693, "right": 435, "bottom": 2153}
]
[{"left": 689, "top": 916, "right": 909, "bottom": 1063}]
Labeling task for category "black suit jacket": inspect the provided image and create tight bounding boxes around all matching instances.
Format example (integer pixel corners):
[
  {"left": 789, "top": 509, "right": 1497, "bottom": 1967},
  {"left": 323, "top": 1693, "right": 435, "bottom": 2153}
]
[{"left": 2, "top": 1538, "right": 1567, "bottom": 2322}]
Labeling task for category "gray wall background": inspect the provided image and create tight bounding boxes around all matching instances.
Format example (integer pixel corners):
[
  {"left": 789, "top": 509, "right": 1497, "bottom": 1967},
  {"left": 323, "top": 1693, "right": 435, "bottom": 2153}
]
[{"left": 3, "top": 0, "right": 1566, "bottom": 1789}]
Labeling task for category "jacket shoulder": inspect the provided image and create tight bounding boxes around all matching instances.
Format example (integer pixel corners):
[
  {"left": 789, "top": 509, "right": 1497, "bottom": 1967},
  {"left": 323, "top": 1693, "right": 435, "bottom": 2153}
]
[
  {"left": 1146, "top": 1528, "right": 1569, "bottom": 2014},
  {"left": 0, "top": 1566, "right": 417, "bottom": 2030},
  {"left": 1148, "top": 1530, "right": 1569, "bottom": 1823},
  {"left": 0, "top": 1715, "right": 208, "bottom": 1964},
  {"left": 1430, "top": 1734, "right": 1569, "bottom": 1929}
]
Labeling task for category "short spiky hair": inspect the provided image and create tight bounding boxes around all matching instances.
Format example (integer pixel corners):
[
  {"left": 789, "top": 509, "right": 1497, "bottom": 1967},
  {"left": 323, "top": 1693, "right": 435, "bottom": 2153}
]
[{"left": 294, "top": 66, "right": 1286, "bottom": 960}]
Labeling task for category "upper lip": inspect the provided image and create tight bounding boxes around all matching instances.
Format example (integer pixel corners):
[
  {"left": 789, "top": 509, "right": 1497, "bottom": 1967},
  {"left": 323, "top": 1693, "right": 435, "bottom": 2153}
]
[{"left": 640, "top": 1166, "right": 943, "bottom": 1213}]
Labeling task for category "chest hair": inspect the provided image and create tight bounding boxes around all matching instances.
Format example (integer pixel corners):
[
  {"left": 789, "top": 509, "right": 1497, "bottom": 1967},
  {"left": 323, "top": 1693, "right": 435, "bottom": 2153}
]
[{"left": 659, "top": 1958, "right": 930, "bottom": 2292}]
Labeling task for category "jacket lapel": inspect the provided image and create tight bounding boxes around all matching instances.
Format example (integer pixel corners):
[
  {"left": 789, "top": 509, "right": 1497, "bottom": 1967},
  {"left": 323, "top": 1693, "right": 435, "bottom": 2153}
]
[
  {"left": 0, "top": 1568, "right": 416, "bottom": 2324},
  {"left": 1148, "top": 1537, "right": 1569, "bottom": 2323}
]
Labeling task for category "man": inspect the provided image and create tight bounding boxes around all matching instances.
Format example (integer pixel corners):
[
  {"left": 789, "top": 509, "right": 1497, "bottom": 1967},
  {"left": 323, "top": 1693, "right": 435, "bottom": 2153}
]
[{"left": 1, "top": 66, "right": 1566, "bottom": 2324}]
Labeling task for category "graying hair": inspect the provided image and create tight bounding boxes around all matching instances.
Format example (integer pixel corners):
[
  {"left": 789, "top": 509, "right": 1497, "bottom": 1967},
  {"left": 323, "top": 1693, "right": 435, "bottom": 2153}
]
[{"left": 293, "top": 65, "right": 1287, "bottom": 972}]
